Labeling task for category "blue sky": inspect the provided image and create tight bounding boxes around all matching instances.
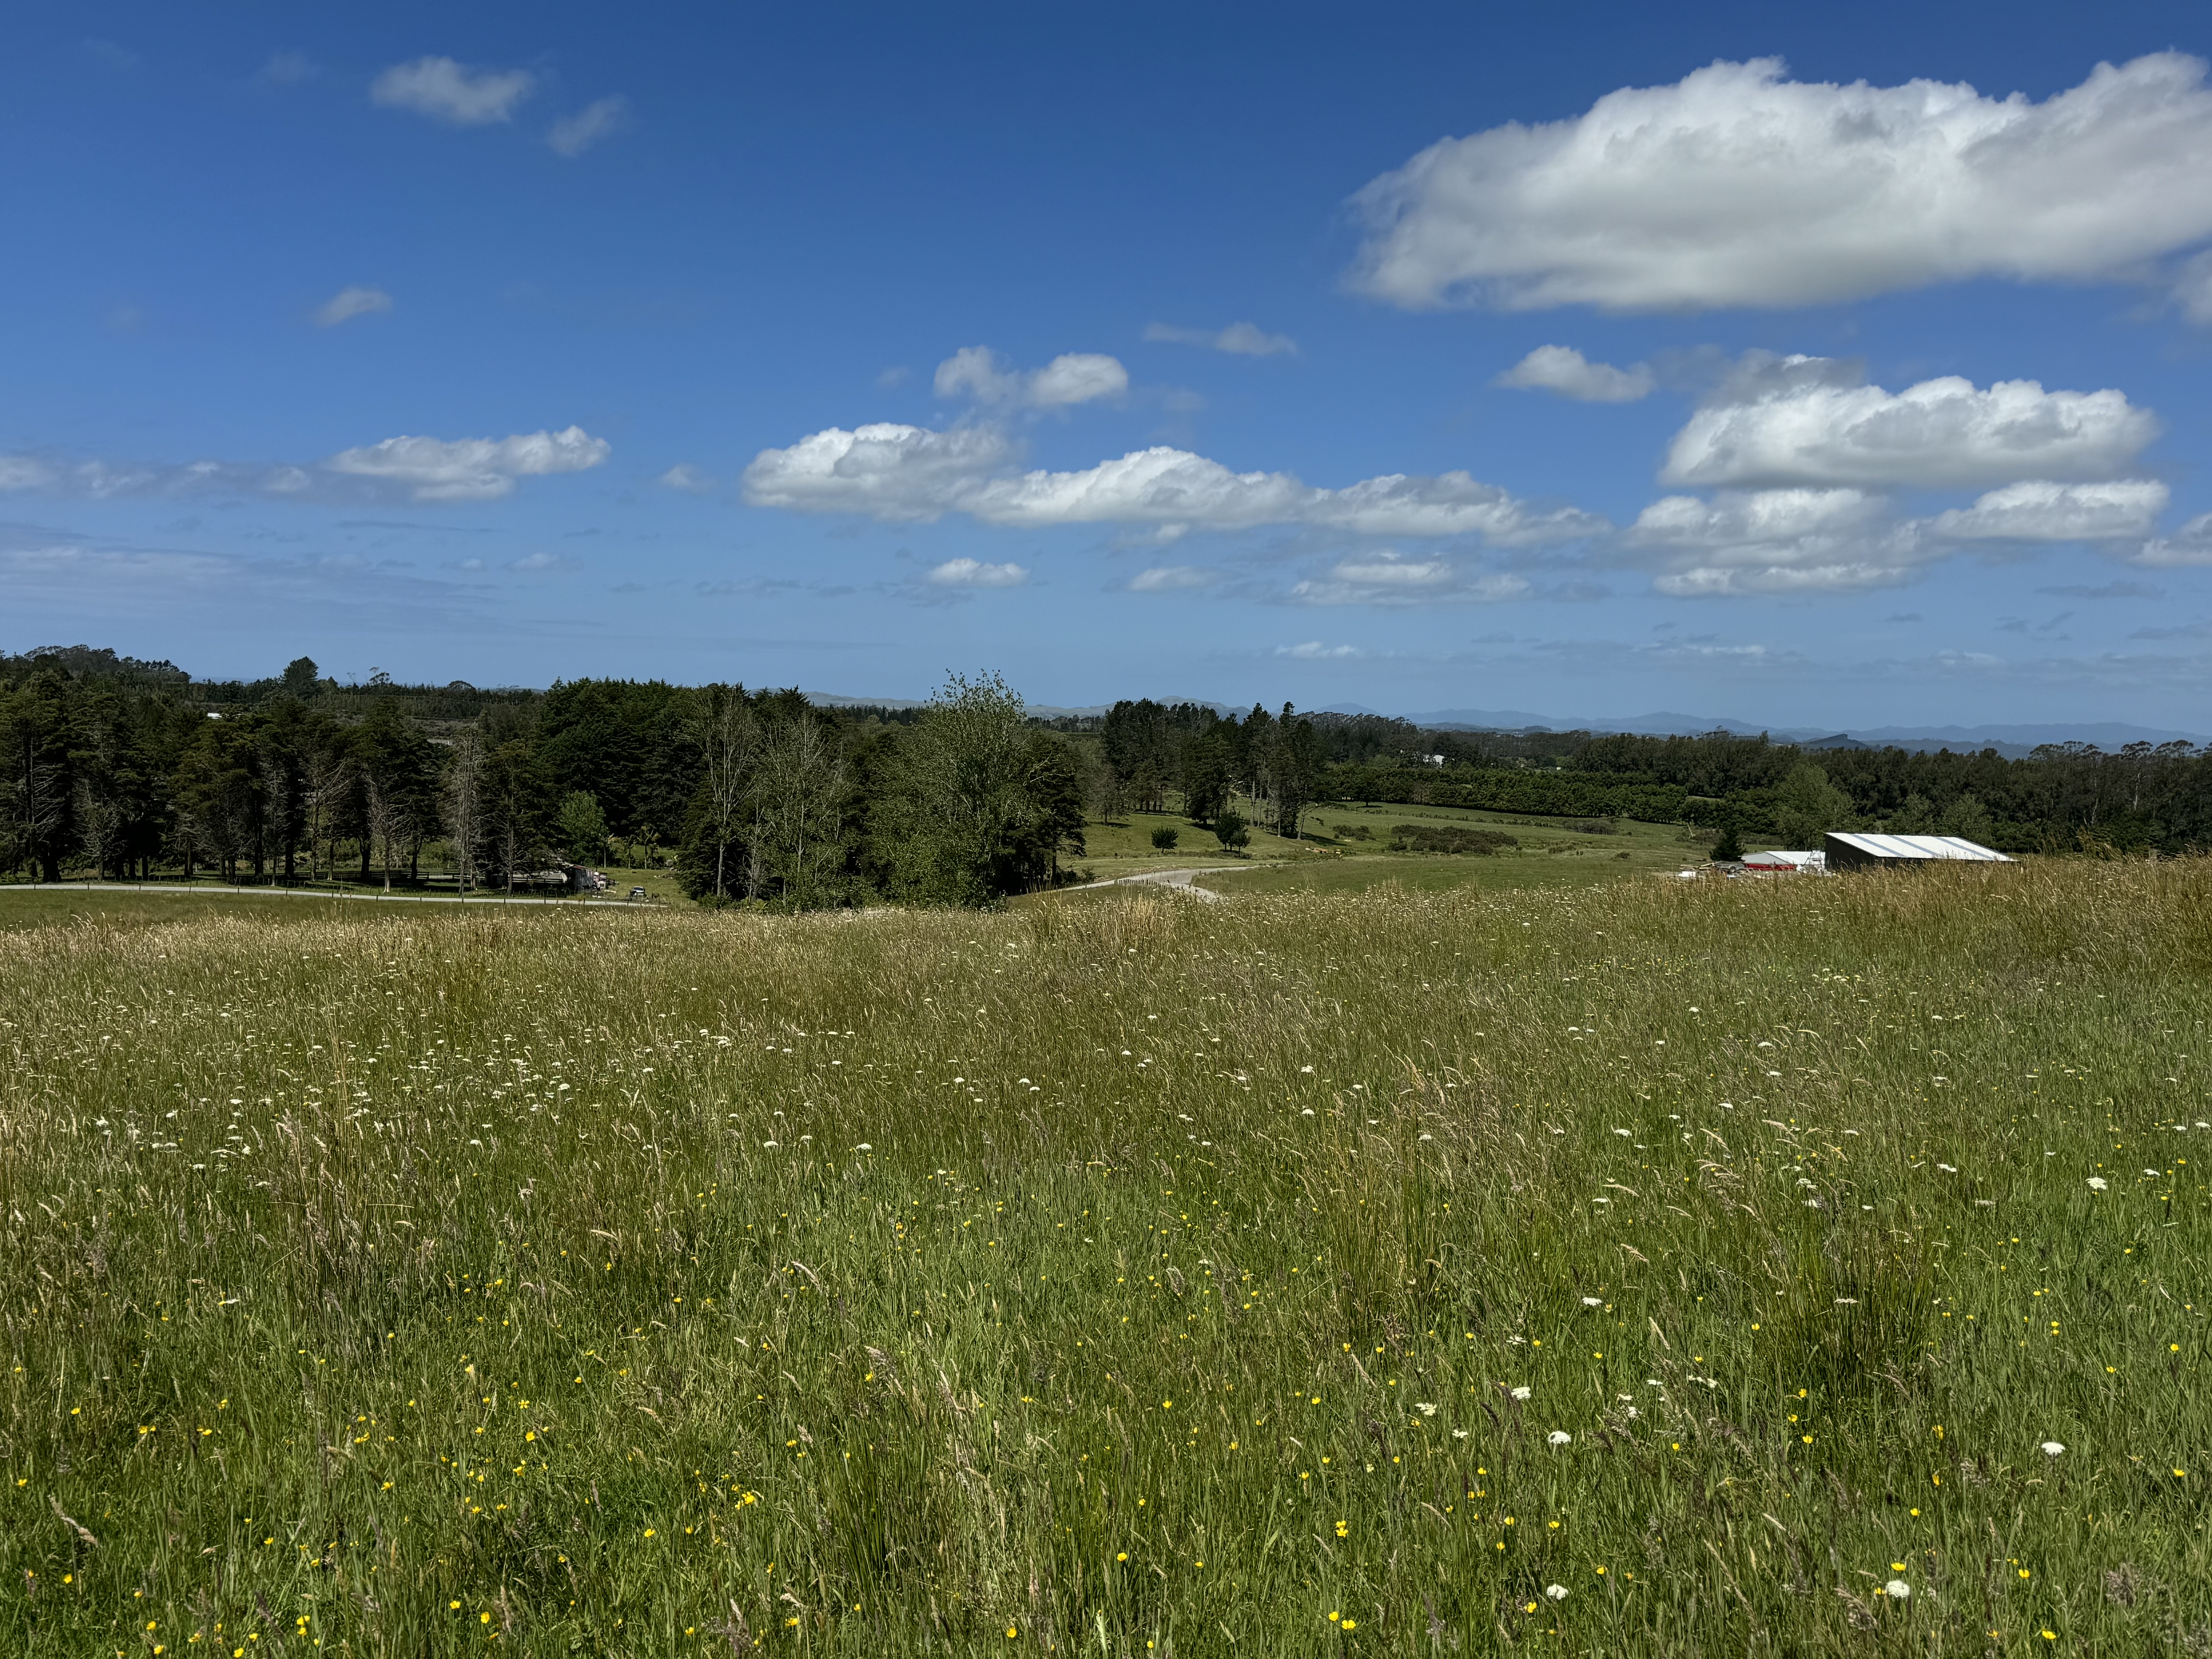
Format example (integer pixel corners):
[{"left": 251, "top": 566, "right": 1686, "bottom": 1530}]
[{"left": 8, "top": 2, "right": 2212, "bottom": 728}]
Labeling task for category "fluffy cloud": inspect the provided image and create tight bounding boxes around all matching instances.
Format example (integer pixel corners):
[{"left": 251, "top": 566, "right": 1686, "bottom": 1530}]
[
  {"left": 739, "top": 424, "right": 1015, "bottom": 520},
  {"left": 1630, "top": 488, "right": 1929, "bottom": 595},
  {"left": 548, "top": 95, "right": 629, "bottom": 158},
  {"left": 314, "top": 286, "right": 393, "bottom": 327},
  {"left": 371, "top": 57, "right": 536, "bottom": 125},
  {"left": 926, "top": 557, "right": 1029, "bottom": 588},
  {"left": 1277, "top": 641, "right": 1362, "bottom": 659},
  {"left": 2135, "top": 513, "right": 2212, "bottom": 567},
  {"left": 742, "top": 421, "right": 1600, "bottom": 543},
  {"left": 1496, "top": 345, "right": 1652, "bottom": 402},
  {"left": 658, "top": 463, "right": 714, "bottom": 493},
  {"left": 1142, "top": 321, "right": 1298, "bottom": 357},
  {"left": 1351, "top": 53, "right": 2212, "bottom": 311},
  {"left": 934, "top": 347, "right": 1128, "bottom": 408},
  {"left": 324, "top": 426, "right": 611, "bottom": 501},
  {"left": 1925, "top": 480, "right": 2169, "bottom": 541},
  {"left": 1661, "top": 358, "right": 2156, "bottom": 489}
]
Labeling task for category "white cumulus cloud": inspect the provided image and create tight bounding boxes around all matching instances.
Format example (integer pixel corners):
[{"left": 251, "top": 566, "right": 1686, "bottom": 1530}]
[
  {"left": 1631, "top": 488, "right": 1930, "bottom": 595},
  {"left": 742, "top": 420, "right": 1601, "bottom": 543},
  {"left": 1351, "top": 53, "right": 2212, "bottom": 312},
  {"left": 371, "top": 57, "right": 536, "bottom": 125},
  {"left": 2135, "top": 512, "right": 2212, "bottom": 567},
  {"left": 314, "top": 286, "right": 393, "bottom": 327},
  {"left": 1142, "top": 321, "right": 1298, "bottom": 357},
  {"left": 1497, "top": 345, "right": 1652, "bottom": 402},
  {"left": 926, "top": 557, "right": 1028, "bottom": 588},
  {"left": 934, "top": 347, "right": 1128, "bottom": 409},
  {"left": 740, "top": 423, "right": 1015, "bottom": 520},
  {"left": 1277, "top": 641, "right": 1362, "bottom": 659},
  {"left": 1926, "top": 479, "right": 2169, "bottom": 541},
  {"left": 548, "top": 95, "right": 629, "bottom": 157},
  {"left": 324, "top": 426, "right": 610, "bottom": 501},
  {"left": 1661, "top": 357, "right": 2157, "bottom": 490}
]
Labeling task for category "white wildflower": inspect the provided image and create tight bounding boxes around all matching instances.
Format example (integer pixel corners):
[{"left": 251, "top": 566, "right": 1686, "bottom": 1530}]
[
  {"left": 1452, "top": 1428, "right": 1469, "bottom": 1440},
  {"left": 1884, "top": 1579, "right": 1911, "bottom": 1599},
  {"left": 2087, "top": 1177, "right": 2108, "bottom": 1191},
  {"left": 1545, "top": 1584, "right": 1568, "bottom": 1601},
  {"left": 1509, "top": 1386, "right": 1531, "bottom": 1400},
  {"left": 1415, "top": 1401, "right": 1437, "bottom": 1416},
  {"left": 2041, "top": 1441, "right": 2065, "bottom": 1456},
  {"left": 1582, "top": 1297, "right": 1602, "bottom": 1307},
  {"left": 1547, "top": 1430, "right": 1572, "bottom": 1447}
]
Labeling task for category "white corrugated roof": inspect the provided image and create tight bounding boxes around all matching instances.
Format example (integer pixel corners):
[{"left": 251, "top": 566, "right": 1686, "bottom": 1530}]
[
  {"left": 1826, "top": 832, "right": 2012, "bottom": 862},
  {"left": 1745, "top": 850, "right": 1824, "bottom": 866}
]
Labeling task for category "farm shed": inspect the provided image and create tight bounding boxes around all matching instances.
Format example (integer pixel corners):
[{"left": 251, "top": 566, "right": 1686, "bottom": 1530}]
[
  {"left": 1743, "top": 850, "right": 1825, "bottom": 873},
  {"left": 1823, "top": 832, "right": 2013, "bottom": 871}
]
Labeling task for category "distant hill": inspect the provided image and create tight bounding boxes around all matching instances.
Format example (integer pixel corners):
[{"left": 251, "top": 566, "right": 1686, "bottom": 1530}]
[
  {"left": 1400, "top": 706, "right": 1778, "bottom": 737},
  {"left": 1391, "top": 707, "right": 2207, "bottom": 752}
]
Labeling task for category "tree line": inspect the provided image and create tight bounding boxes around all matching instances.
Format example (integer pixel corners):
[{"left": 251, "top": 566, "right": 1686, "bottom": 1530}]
[
  {"left": 0, "top": 653, "right": 1084, "bottom": 906},
  {"left": 5, "top": 646, "right": 2208, "bottom": 902},
  {"left": 1089, "top": 699, "right": 2212, "bottom": 855}
]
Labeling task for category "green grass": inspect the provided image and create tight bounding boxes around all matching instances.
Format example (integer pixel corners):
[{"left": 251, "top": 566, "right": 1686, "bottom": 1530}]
[
  {"left": 2, "top": 863, "right": 2208, "bottom": 1654},
  {"left": 1083, "top": 799, "right": 1707, "bottom": 894},
  {"left": 0, "top": 890, "right": 359, "bottom": 934},
  {"left": 1190, "top": 803, "right": 1705, "bottom": 897}
]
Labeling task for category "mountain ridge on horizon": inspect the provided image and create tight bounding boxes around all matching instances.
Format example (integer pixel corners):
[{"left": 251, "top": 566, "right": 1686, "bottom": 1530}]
[
  {"left": 809, "top": 690, "right": 2206, "bottom": 753},
  {"left": 1378, "top": 707, "right": 2208, "bottom": 751}
]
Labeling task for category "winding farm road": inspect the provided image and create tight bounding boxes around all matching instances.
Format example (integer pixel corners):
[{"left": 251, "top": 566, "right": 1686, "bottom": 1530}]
[{"left": 1067, "top": 866, "right": 1259, "bottom": 903}]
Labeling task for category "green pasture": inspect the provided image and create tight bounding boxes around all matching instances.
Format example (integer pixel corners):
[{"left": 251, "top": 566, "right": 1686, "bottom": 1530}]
[{"left": 1, "top": 859, "right": 2205, "bottom": 1654}]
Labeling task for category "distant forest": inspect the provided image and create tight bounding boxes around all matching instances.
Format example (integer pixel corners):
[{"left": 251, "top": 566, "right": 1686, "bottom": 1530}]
[{"left": 1, "top": 644, "right": 2203, "bottom": 905}]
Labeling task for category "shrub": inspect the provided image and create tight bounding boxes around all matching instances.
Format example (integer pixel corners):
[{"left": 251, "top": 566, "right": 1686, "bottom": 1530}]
[{"left": 1150, "top": 825, "right": 1179, "bottom": 850}]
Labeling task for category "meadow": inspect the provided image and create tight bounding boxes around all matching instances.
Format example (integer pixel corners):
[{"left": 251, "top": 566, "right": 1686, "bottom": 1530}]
[
  {"left": 0, "top": 859, "right": 2206, "bottom": 1655},
  {"left": 1077, "top": 801, "right": 1705, "bottom": 895}
]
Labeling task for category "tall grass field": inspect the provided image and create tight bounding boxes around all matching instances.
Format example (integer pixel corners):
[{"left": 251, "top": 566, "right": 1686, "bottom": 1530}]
[{"left": 2, "top": 863, "right": 2207, "bottom": 1654}]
